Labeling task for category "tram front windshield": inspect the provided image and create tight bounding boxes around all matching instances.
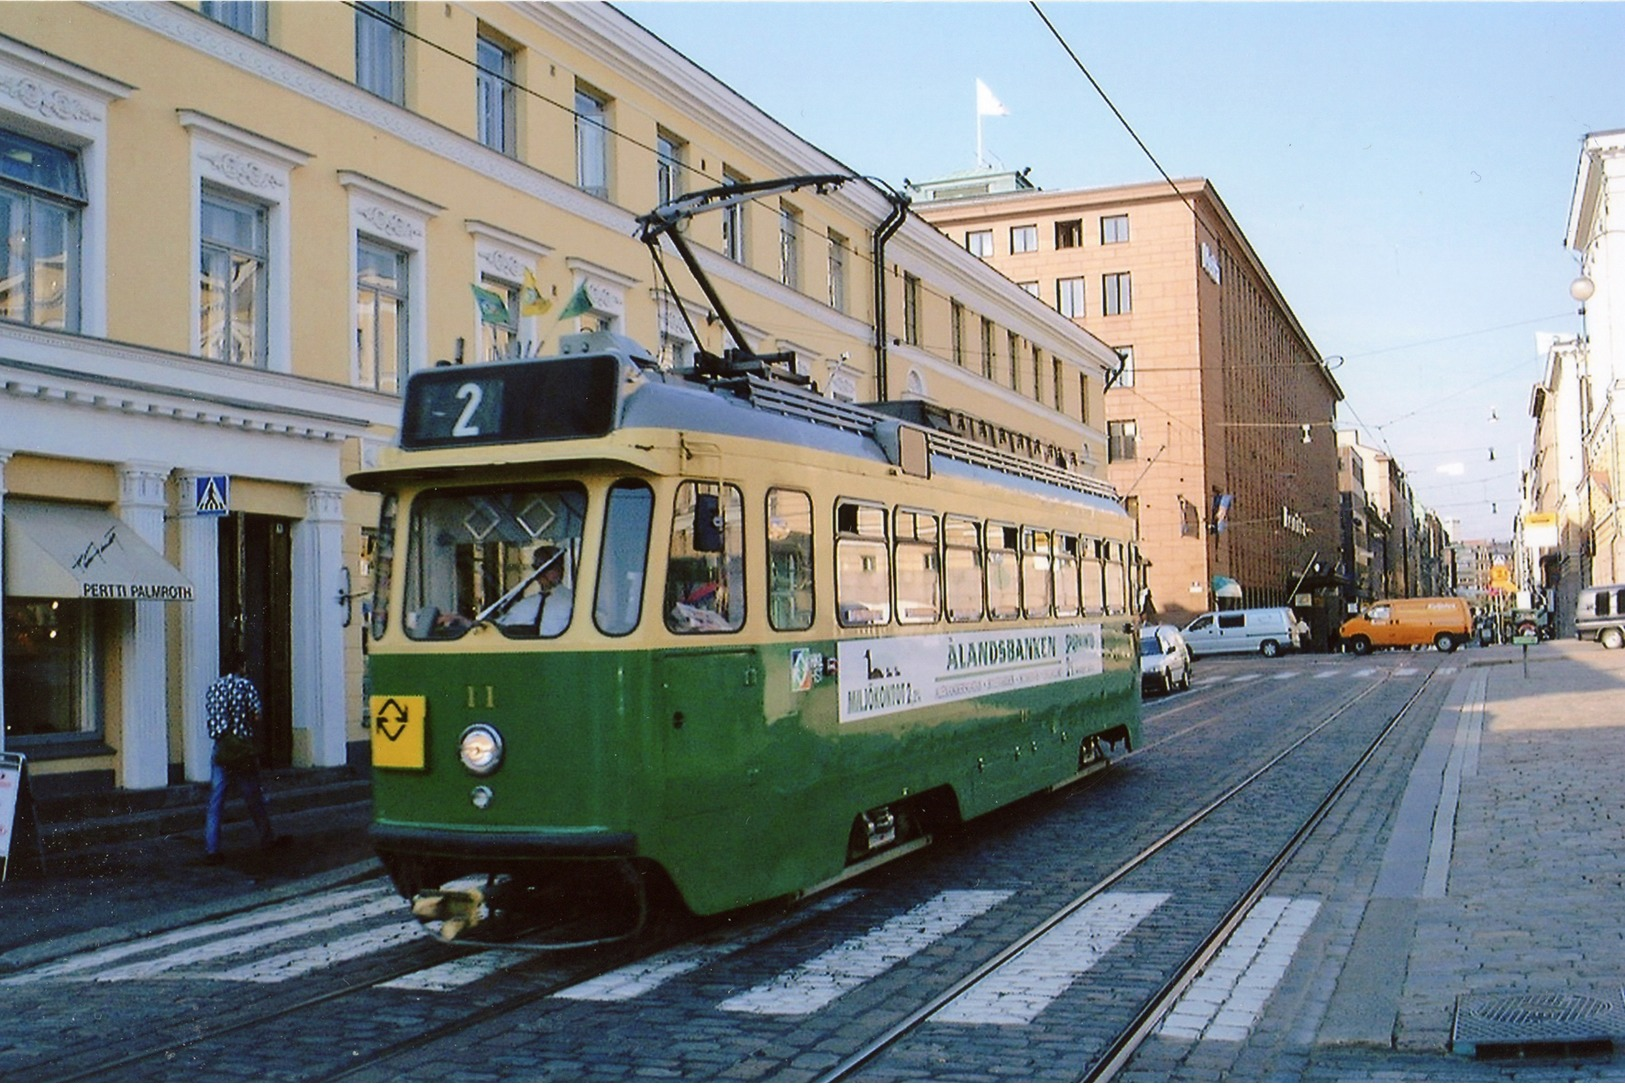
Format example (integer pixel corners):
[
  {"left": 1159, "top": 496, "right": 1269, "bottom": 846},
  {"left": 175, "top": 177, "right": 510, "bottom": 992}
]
[{"left": 403, "top": 484, "right": 586, "bottom": 640}]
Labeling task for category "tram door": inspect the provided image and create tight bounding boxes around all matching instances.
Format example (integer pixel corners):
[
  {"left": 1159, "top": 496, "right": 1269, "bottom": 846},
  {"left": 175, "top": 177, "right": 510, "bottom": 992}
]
[
  {"left": 218, "top": 513, "right": 294, "bottom": 769},
  {"left": 656, "top": 648, "right": 762, "bottom": 818}
]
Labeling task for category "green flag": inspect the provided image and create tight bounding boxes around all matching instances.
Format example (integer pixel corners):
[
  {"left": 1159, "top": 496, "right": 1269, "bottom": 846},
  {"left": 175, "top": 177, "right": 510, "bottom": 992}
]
[
  {"left": 557, "top": 280, "right": 594, "bottom": 320},
  {"left": 471, "top": 283, "right": 511, "bottom": 326}
]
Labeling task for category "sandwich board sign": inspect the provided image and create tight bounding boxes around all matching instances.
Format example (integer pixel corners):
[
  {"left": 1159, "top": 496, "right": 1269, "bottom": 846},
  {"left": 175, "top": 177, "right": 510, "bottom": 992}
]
[{"left": 1, "top": 752, "right": 45, "bottom": 881}]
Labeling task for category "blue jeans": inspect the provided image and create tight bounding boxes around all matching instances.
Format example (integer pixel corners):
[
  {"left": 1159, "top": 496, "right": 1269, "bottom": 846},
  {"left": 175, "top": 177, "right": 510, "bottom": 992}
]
[{"left": 205, "top": 761, "right": 274, "bottom": 855}]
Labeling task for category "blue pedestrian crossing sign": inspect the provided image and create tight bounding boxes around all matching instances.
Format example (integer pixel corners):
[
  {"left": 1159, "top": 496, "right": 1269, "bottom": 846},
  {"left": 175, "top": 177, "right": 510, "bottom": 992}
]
[{"left": 195, "top": 475, "right": 229, "bottom": 516}]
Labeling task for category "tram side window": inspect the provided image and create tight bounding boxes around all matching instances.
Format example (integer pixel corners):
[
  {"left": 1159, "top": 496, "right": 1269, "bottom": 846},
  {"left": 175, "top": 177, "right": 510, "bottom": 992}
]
[
  {"left": 943, "top": 514, "right": 984, "bottom": 622},
  {"left": 986, "top": 522, "right": 1021, "bottom": 620},
  {"left": 1103, "top": 540, "right": 1128, "bottom": 613},
  {"left": 1054, "top": 533, "right": 1081, "bottom": 618},
  {"left": 767, "top": 488, "right": 815, "bottom": 631},
  {"left": 1081, "top": 538, "right": 1105, "bottom": 615},
  {"left": 1022, "top": 528, "right": 1053, "bottom": 619},
  {"left": 666, "top": 480, "right": 745, "bottom": 634},
  {"left": 369, "top": 494, "right": 397, "bottom": 641},
  {"left": 836, "top": 500, "right": 891, "bottom": 626},
  {"left": 594, "top": 480, "right": 654, "bottom": 636},
  {"left": 895, "top": 508, "right": 941, "bottom": 624},
  {"left": 403, "top": 484, "right": 586, "bottom": 640}
]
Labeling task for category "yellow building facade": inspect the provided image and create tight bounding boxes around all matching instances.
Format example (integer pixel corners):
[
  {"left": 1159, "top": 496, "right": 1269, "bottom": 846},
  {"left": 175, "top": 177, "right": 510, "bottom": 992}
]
[{"left": 0, "top": 2, "right": 1122, "bottom": 795}]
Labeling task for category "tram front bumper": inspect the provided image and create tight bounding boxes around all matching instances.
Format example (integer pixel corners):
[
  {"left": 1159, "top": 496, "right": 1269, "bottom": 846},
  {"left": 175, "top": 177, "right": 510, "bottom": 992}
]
[{"left": 370, "top": 824, "right": 637, "bottom": 862}]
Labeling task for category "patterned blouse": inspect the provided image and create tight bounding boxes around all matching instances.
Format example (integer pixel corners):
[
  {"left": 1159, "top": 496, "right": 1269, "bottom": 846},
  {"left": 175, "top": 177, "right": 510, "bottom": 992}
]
[{"left": 205, "top": 673, "right": 262, "bottom": 741}]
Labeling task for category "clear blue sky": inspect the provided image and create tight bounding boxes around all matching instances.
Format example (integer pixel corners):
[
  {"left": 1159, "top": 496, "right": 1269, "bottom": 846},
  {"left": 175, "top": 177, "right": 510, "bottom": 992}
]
[{"left": 619, "top": 1, "right": 1625, "bottom": 542}]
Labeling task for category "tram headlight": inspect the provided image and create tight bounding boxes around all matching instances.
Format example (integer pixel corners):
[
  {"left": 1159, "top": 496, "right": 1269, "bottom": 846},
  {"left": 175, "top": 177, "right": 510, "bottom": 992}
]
[{"left": 457, "top": 724, "right": 504, "bottom": 776}]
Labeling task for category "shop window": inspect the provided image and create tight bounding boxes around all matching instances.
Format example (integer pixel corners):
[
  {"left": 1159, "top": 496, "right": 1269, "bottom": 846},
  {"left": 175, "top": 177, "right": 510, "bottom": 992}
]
[
  {"left": 2, "top": 598, "right": 100, "bottom": 743},
  {"left": 665, "top": 481, "right": 745, "bottom": 633}
]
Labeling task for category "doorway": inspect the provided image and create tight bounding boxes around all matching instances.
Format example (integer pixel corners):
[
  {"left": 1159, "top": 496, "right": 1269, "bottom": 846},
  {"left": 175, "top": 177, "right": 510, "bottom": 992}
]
[{"left": 218, "top": 513, "right": 293, "bottom": 768}]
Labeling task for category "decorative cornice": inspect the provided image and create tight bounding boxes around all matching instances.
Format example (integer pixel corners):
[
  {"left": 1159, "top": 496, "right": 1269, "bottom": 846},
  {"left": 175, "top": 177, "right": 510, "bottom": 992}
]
[
  {"left": 0, "top": 73, "right": 100, "bottom": 123},
  {"left": 200, "top": 150, "right": 285, "bottom": 192},
  {"left": 357, "top": 204, "right": 423, "bottom": 241}
]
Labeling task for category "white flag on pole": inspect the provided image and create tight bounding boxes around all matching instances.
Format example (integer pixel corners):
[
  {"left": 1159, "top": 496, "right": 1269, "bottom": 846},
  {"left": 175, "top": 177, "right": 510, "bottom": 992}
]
[{"left": 976, "top": 78, "right": 1009, "bottom": 117}]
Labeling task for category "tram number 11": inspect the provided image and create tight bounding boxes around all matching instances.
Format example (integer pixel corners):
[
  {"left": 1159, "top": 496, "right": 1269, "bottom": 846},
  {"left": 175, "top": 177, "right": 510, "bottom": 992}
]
[{"left": 466, "top": 685, "right": 496, "bottom": 709}]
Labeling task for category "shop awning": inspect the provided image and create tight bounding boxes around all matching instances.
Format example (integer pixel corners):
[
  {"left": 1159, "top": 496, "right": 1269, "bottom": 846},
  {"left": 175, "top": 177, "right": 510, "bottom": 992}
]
[{"left": 4, "top": 501, "right": 193, "bottom": 602}]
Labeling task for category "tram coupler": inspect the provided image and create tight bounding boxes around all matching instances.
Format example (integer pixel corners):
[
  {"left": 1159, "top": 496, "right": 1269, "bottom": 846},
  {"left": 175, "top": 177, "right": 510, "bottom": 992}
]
[{"left": 412, "top": 874, "right": 508, "bottom": 941}]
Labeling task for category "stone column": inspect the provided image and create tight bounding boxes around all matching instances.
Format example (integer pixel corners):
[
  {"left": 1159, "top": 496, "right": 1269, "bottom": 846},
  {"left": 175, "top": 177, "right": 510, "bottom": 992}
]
[
  {"left": 0, "top": 449, "right": 11, "bottom": 753},
  {"left": 175, "top": 472, "right": 224, "bottom": 783},
  {"left": 117, "top": 462, "right": 173, "bottom": 790},
  {"left": 291, "top": 486, "right": 348, "bottom": 767}
]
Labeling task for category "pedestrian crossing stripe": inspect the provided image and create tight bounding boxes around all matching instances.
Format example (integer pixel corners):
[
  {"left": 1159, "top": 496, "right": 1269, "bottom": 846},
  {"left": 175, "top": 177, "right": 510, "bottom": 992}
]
[{"left": 5, "top": 881, "right": 1322, "bottom": 1044}]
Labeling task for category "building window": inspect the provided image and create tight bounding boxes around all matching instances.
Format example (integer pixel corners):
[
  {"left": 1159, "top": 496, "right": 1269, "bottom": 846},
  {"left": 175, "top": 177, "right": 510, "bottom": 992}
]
[
  {"left": 475, "top": 34, "right": 514, "bottom": 155},
  {"left": 477, "top": 275, "right": 518, "bottom": 361},
  {"left": 1101, "top": 213, "right": 1130, "bottom": 244},
  {"left": 1080, "top": 373, "right": 1090, "bottom": 425},
  {"left": 1019, "top": 281, "right": 1040, "bottom": 298},
  {"left": 357, "top": 237, "right": 409, "bottom": 393},
  {"left": 199, "top": 188, "right": 268, "bottom": 366},
  {"left": 980, "top": 317, "right": 995, "bottom": 380},
  {"left": 656, "top": 130, "right": 684, "bottom": 207},
  {"left": 950, "top": 300, "right": 964, "bottom": 366},
  {"left": 1055, "top": 219, "right": 1083, "bottom": 249},
  {"left": 966, "top": 229, "right": 993, "bottom": 258},
  {"left": 355, "top": 1, "right": 404, "bottom": 104},
  {"left": 1007, "top": 331, "right": 1021, "bottom": 391},
  {"left": 1010, "top": 224, "right": 1038, "bottom": 253},
  {"left": 575, "top": 87, "right": 610, "bottom": 199},
  {"left": 722, "top": 167, "right": 746, "bottom": 263},
  {"left": 201, "top": 0, "right": 268, "bottom": 39},
  {"left": 1053, "top": 358, "right": 1065, "bottom": 411},
  {"left": 902, "top": 273, "right": 920, "bottom": 345},
  {"left": 1103, "top": 271, "right": 1131, "bottom": 316},
  {"left": 827, "top": 230, "right": 847, "bottom": 312},
  {"left": 1032, "top": 344, "right": 1044, "bottom": 403},
  {"left": 1112, "top": 345, "right": 1135, "bottom": 388},
  {"left": 779, "top": 202, "right": 801, "bottom": 290},
  {"left": 3, "top": 597, "right": 99, "bottom": 743},
  {"left": 1108, "top": 419, "right": 1138, "bottom": 462},
  {"left": 0, "top": 129, "right": 83, "bottom": 332},
  {"left": 1057, "top": 276, "right": 1085, "bottom": 318}
]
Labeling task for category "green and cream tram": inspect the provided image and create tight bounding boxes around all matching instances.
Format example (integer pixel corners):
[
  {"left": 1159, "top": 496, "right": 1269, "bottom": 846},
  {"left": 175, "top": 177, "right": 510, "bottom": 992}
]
[{"left": 352, "top": 332, "right": 1141, "bottom": 934}]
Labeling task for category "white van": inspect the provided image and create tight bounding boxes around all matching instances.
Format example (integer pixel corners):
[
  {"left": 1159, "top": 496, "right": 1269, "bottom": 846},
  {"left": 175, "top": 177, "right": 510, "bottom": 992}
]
[
  {"left": 1181, "top": 607, "right": 1303, "bottom": 658},
  {"left": 1575, "top": 584, "right": 1625, "bottom": 649}
]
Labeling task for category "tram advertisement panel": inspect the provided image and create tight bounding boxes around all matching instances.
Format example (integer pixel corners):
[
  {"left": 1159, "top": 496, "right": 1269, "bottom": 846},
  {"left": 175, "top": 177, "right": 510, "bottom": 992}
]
[{"left": 837, "top": 624, "right": 1104, "bottom": 723}]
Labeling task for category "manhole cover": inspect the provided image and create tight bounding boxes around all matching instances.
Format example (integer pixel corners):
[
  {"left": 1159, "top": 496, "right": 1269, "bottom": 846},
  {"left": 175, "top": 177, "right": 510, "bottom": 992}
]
[{"left": 1452, "top": 988, "right": 1625, "bottom": 1059}]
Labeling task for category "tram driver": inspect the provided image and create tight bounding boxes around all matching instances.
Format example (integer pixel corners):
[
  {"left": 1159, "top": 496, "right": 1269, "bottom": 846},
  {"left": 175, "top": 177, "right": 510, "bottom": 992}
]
[{"left": 499, "top": 545, "right": 573, "bottom": 637}]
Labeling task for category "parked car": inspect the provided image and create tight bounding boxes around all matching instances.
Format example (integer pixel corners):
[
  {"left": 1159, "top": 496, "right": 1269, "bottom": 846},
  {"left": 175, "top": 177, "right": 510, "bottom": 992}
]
[
  {"left": 1575, "top": 584, "right": 1625, "bottom": 649},
  {"left": 1339, "top": 596, "right": 1472, "bottom": 654},
  {"left": 1181, "top": 607, "right": 1302, "bottom": 658},
  {"left": 1140, "top": 624, "right": 1193, "bottom": 694}
]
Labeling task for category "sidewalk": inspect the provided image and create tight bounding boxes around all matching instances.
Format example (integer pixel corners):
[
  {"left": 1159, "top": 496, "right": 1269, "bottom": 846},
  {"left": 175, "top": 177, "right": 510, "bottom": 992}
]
[
  {"left": 1400, "top": 639, "right": 1625, "bottom": 1060},
  {"left": 1311, "top": 638, "right": 1625, "bottom": 1075}
]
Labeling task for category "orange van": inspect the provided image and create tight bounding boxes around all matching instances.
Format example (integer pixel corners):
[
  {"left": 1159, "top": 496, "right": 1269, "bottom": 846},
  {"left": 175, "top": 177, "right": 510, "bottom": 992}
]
[{"left": 1340, "top": 596, "right": 1473, "bottom": 654}]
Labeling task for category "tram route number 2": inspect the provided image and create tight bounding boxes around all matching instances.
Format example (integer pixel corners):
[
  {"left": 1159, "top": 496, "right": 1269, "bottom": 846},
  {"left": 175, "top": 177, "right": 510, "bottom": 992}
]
[{"left": 371, "top": 696, "right": 428, "bottom": 769}]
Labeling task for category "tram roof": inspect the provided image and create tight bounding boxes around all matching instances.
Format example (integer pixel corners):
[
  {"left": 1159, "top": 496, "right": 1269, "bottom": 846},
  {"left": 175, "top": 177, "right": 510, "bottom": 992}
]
[{"left": 356, "top": 334, "right": 1128, "bottom": 521}]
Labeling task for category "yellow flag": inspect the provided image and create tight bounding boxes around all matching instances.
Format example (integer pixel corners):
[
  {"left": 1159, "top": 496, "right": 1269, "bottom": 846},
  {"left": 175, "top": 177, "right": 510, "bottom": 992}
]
[{"left": 520, "top": 266, "right": 551, "bottom": 317}]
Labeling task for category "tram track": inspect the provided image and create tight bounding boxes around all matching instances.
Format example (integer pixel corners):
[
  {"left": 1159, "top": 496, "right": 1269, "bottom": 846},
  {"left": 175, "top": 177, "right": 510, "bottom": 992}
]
[
  {"left": 17, "top": 899, "right": 697, "bottom": 1083},
  {"left": 819, "top": 667, "right": 1438, "bottom": 1082}
]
